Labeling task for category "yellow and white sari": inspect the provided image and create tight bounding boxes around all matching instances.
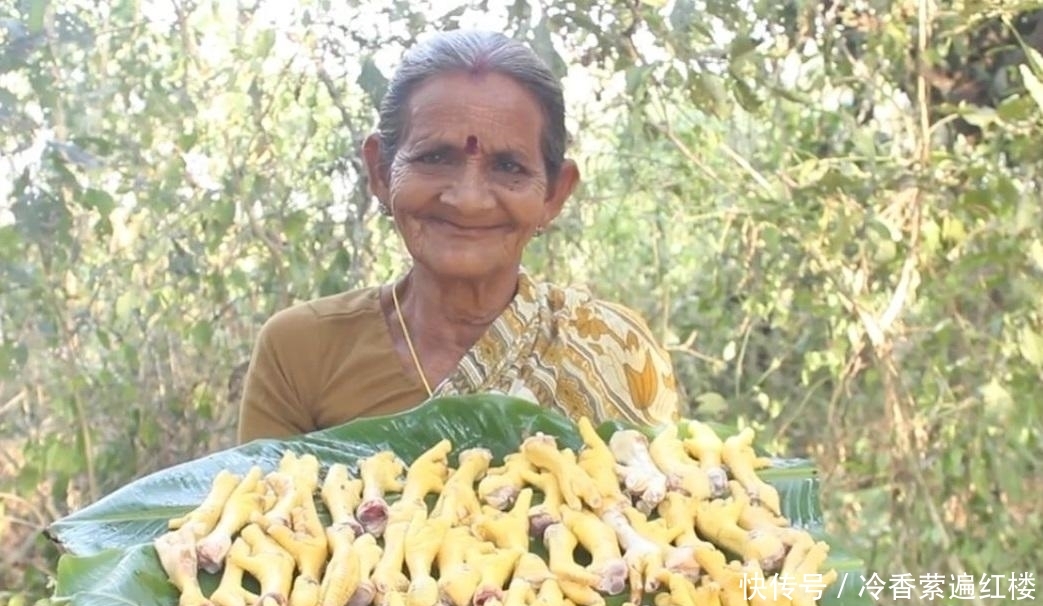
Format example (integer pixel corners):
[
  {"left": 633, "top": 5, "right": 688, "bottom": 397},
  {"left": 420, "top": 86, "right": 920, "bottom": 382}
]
[{"left": 433, "top": 269, "right": 682, "bottom": 427}]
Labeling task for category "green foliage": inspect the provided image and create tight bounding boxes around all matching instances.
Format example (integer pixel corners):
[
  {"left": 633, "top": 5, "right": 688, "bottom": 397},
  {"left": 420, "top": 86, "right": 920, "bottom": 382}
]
[{"left": 2, "top": 1, "right": 1041, "bottom": 604}]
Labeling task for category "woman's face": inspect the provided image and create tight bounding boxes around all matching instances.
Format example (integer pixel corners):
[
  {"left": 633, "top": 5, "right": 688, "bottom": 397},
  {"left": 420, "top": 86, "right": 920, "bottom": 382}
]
[{"left": 364, "top": 71, "right": 578, "bottom": 282}]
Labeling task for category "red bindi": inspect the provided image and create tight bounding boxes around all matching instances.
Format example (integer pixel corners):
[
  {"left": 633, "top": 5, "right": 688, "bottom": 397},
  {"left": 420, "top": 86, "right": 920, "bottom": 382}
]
[{"left": 465, "top": 135, "right": 479, "bottom": 155}]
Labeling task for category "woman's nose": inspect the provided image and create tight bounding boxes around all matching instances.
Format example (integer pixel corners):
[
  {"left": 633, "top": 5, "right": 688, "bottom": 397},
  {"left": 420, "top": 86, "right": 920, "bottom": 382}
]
[{"left": 440, "top": 163, "right": 494, "bottom": 209}]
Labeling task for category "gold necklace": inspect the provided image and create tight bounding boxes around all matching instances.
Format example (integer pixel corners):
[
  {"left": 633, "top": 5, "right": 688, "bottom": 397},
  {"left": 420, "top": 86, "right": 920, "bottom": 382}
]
[{"left": 391, "top": 282, "right": 433, "bottom": 397}]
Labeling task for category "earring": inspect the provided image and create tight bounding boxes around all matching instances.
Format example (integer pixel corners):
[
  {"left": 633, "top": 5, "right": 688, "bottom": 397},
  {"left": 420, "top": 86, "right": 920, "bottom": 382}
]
[
  {"left": 378, "top": 202, "right": 392, "bottom": 217},
  {"left": 534, "top": 225, "right": 545, "bottom": 237}
]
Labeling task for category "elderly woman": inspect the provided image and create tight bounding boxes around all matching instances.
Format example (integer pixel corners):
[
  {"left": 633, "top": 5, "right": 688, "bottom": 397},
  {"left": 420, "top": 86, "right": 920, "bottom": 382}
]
[{"left": 237, "top": 29, "right": 682, "bottom": 443}]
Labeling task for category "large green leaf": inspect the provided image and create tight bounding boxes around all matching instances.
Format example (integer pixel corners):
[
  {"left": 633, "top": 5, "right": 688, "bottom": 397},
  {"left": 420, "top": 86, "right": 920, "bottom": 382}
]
[
  {"left": 52, "top": 544, "right": 180, "bottom": 606},
  {"left": 46, "top": 394, "right": 872, "bottom": 606}
]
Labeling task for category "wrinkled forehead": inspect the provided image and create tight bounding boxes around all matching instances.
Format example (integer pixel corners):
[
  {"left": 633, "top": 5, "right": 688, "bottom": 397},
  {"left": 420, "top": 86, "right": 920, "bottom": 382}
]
[{"left": 400, "top": 71, "right": 545, "bottom": 149}]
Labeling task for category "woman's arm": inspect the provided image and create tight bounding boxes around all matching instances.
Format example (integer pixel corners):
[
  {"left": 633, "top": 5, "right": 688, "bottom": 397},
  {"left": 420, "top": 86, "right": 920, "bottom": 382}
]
[
  {"left": 617, "top": 332, "right": 683, "bottom": 426},
  {"left": 236, "top": 312, "right": 316, "bottom": 444},
  {"left": 550, "top": 295, "right": 684, "bottom": 427}
]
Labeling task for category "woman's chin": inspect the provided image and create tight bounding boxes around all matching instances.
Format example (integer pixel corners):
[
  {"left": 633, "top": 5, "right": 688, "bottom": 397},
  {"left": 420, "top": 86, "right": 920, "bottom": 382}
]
[{"left": 415, "top": 253, "right": 519, "bottom": 282}]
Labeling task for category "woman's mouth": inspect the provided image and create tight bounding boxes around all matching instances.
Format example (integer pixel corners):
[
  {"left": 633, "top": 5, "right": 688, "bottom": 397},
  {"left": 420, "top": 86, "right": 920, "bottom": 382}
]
[{"left": 429, "top": 218, "right": 508, "bottom": 235}]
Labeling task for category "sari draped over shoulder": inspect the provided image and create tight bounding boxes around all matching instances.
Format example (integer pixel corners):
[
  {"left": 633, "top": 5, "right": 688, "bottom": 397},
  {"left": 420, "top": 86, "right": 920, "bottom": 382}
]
[{"left": 432, "top": 268, "right": 682, "bottom": 427}]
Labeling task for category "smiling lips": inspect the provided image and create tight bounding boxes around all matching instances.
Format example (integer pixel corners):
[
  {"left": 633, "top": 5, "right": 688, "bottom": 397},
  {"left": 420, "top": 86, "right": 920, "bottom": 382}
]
[{"left": 430, "top": 217, "right": 508, "bottom": 235}]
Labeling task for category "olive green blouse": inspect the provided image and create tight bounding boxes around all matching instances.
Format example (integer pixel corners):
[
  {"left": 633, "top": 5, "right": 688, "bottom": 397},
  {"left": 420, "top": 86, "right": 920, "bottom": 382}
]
[{"left": 237, "top": 270, "right": 682, "bottom": 444}]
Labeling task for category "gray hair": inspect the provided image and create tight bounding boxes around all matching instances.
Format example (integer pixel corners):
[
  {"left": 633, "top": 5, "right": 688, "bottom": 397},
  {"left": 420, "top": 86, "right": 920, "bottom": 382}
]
[{"left": 376, "top": 29, "right": 567, "bottom": 180}]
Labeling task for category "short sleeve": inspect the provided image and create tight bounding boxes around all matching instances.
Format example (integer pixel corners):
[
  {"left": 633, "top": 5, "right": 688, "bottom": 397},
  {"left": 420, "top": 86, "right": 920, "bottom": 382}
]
[
  {"left": 236, "top": 311, "right": 316, "bottom": 444},
  {"left": 606, "top": 303, "right": 682, "bottom": 426},
  {"left": 553, "top": 292, "right": 683, "bottom": 427}
]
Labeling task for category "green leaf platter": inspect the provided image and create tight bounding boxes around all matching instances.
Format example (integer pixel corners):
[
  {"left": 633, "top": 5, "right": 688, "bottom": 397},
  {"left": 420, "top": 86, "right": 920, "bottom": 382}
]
[{"left": 45, "top": 394, "right": 873, "bottom": 606}]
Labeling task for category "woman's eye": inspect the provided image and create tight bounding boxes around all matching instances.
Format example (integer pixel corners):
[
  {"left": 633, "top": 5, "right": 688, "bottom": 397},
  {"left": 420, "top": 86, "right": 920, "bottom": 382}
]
[
  {"left": 415, "top": 151, "right": 448, "bottom": 164},
  {"left": 494, "top": 159, "right": 524, "bottom": 174}
]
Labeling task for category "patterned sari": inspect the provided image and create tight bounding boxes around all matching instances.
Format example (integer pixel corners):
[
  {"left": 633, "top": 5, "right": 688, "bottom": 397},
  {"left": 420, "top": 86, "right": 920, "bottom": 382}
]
[{"left": 431, "top": 268, "right": 682, "bottom": 427}]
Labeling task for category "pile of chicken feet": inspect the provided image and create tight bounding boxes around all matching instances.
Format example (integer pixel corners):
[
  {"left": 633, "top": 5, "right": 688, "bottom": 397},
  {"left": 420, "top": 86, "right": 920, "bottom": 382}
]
[{"left": 154, "top": 417, "right": 838, "bottom": 606}]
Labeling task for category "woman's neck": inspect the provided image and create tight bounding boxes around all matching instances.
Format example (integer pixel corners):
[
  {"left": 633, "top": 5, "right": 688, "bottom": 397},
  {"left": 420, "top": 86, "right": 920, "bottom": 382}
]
[{"left": 396, "top": 264, "right": 520, "bottom": 352}]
